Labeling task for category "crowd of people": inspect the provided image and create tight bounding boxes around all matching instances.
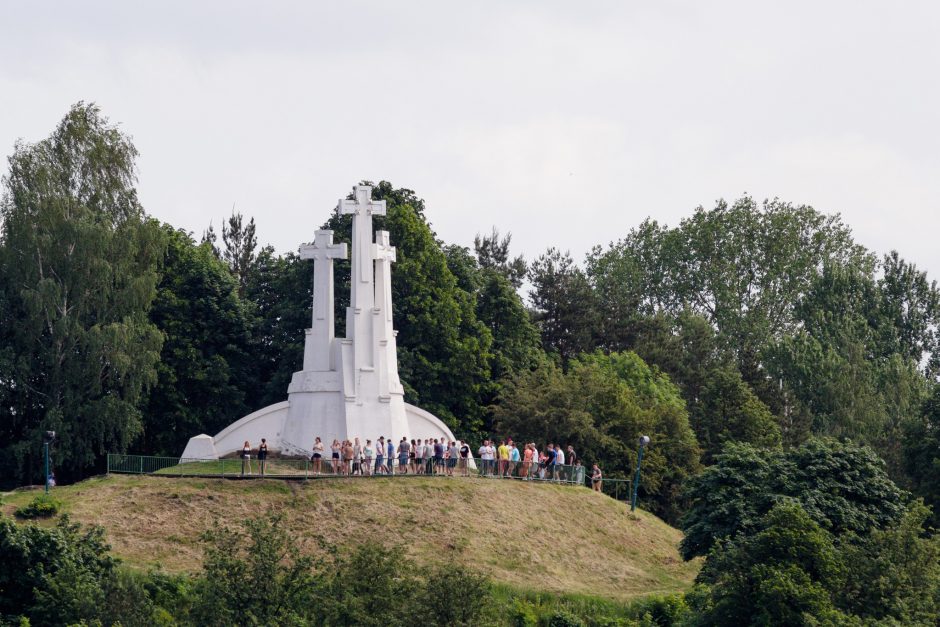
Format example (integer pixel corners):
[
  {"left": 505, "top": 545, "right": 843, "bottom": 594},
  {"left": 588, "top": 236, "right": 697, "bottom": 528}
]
[{"left": 237, "top": 435, "right": 605, "bottom": 491}]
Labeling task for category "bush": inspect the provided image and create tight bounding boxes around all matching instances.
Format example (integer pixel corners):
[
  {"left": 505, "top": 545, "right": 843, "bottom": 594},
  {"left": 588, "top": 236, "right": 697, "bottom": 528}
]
[
  {"left": 14, "top": 493, "right": 61, "bottom": 519},
  {"left": 511, "top": 599, "right": 538, "bottom": 627},
  {"left": 547, "top": 609, "right": 585, "bottom": 627}
]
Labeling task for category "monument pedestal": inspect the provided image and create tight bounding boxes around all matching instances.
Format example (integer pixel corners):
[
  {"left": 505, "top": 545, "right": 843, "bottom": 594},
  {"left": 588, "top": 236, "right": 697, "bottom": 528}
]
[{"left": 181, "top": 185, "right": 459, "bottom": 461}]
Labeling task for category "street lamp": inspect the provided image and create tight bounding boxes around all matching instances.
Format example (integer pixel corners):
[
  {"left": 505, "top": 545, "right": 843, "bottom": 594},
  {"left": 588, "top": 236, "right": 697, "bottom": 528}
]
[
  {"left": 631, "top": 435, "right": 650, "bottom": 512},
  {"left": 43, "top": 431, "right": 56, "bottom": 493}
]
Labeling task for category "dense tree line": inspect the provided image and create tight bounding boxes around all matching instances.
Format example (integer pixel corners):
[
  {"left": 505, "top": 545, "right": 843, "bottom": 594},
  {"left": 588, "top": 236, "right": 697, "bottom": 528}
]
[
  {"left": 4, "top": 102, "right": 940, "bottom": 625},
  {"left": 2, "top": 105, "right": 940, "bottom": 515}
]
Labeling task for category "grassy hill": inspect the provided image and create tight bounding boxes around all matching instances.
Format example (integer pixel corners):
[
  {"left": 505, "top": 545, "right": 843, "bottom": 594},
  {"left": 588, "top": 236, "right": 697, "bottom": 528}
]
[{"left": 2, "top": 474, "right": 699, "bottom": 602}]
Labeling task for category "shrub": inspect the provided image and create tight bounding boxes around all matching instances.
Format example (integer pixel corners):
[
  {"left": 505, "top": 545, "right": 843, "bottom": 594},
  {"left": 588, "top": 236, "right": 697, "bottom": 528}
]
[
  {"left": 14, "top": 493, "right": 61, "bottom": 519},
  {"left": 547, "top": 609, "right": 585, "bottom": 627}
]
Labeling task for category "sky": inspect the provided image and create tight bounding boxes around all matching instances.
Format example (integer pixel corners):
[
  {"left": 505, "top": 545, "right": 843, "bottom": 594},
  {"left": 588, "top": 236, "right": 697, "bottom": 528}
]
[{"left": 2, "top": 1, "right": 939, "bottom": 280}]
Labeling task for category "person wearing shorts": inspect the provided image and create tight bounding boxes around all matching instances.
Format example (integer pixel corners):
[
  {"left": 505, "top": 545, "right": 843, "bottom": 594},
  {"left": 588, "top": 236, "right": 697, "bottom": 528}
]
[
  {"left": 447, "top": 441, "right": 458, "bottom": 476},
  {"left": 331, "top": 439, "right": 341, "bottom": 474},
  {"left": 591, "top": 464, "right": 603, "bottom": 492},
  {"left": 398, "top": 437, "right": 410, "bottom": 474},
  {"left": 311, "top": 437, "right": 324, "bottom": 475}
]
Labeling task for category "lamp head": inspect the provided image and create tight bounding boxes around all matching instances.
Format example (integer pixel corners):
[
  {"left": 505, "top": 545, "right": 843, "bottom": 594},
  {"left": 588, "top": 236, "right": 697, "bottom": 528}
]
[
  {"left": 44, "top": 431, "right": 56, "bottom": 443},
  {"left": 638, "top": 435, "right": 650, "bottom": 447}
]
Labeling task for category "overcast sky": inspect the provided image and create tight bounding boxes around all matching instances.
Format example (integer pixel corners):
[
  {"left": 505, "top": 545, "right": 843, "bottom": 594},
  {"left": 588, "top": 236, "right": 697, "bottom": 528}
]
[{"left": 2, "top": 1, "right": 939, "bottom": 280}]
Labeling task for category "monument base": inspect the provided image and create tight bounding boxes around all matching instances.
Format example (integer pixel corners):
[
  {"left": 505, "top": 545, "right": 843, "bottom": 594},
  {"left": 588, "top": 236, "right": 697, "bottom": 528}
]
[{"left": 181, "top": 400, "right": 459, "bottom": 460}]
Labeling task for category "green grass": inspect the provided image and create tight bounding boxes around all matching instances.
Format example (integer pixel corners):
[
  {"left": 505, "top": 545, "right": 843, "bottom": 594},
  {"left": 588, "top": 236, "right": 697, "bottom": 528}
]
[{"left": 1, "top": 474, "right": 700, "bottom": 602}]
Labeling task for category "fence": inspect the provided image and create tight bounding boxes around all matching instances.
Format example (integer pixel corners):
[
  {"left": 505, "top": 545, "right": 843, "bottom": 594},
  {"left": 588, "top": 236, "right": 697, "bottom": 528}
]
[{"left": 106, "top": 453, "right": 598, "bottom": 488}]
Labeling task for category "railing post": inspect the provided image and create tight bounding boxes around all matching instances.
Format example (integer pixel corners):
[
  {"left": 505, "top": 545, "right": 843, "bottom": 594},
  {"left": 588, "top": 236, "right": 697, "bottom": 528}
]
[
  {"left": 106, "top": 454, "right": 110, "bottom": 475},
  {"left": 139, "top": 455, "right": 143, "bottom": 474}
]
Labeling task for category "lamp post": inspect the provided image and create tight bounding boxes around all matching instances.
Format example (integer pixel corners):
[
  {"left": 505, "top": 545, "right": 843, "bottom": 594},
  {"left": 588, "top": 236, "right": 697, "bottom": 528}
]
[
  {"left": 631, "top": 435, "right": 650, "bottom": 512},
  {"left": 43, "top": 431, "right": 56, "bottom": 493}
]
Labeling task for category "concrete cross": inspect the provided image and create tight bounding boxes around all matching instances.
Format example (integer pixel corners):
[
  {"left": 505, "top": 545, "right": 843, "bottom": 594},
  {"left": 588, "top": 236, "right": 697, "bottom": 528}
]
[
  {"left": 338, "top": 186, "right": 387, "bottom": 286},
  {"left": 373, "top": 230, "right": 396, "bottom": 323},
  {"left": 299, "top": 230, "right": 347, "bottom": 322}
]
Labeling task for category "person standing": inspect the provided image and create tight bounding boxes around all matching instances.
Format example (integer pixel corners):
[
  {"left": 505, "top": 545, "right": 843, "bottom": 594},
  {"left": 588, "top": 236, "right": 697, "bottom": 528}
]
[
  {"left": 522, "top": 443, "right": 533, "bottom": 479},
  {"left": 459, "top": 440, "right": 470, "bottom": 476},
  {"left": 414, "top": 439, "right": 424, "bottom": 474},
  {"left": 509, "top": 441, "right": 520, "bottom": 478},
  {"left": 447, "top": 441, "right": 458, "bottom": 476},
  {"left": 364, "top": 440, "right": 374, "bottom": 476},
  {"left": 409, "top": 439, "right": 418, "bottom": 474},
  {"left": 432, "top": 438, "right": 443, "bottom": 475},
  {"left": 566, "top": 445, "right": 577, "bottom": 482},
  {"left": 353, "top": 437, "right": 362, "bottom": 475},
  {"left": 311, "top": 437, "right": 324, "bottom": 476},
  {"left": 477, "top": 440, "right": 490, "bottom": 476},
  {"left": 330, "top": 439, "right": 341, "bottom": 475},
  {"left": 342, "top": 440, "right": 354, "bottom": 476},
  {"left": 554, "top": 445, "right": 566, "bottom": 481},
  {"left": 257, "top": 438, "right": 268, "bottom": 477},
  {"left": 544, "top": 444, "right": 556, "bottom": 480},
  {"left": 497, "top": 440, "right": 509, "bottom": 477},
  {"left": 241, "top": 440, "right": 252, "bottom": 477},
  {"left": 398, "top": 437, "right": 410, "bottom": 474},
  {"left": 387, "top": 438, "right": 396, "bottom": 475},
  {"left": 591, "top": 464, "right": 603, "bottom": 492},
  {"left": 375, "top": 437, "right": 386, "bottom": 475}
]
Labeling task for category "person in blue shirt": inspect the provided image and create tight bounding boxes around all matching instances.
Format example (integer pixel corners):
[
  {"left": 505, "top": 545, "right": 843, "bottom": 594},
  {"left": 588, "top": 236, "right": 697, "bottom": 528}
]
[
  {"left": 387, "top": 438, "right": 396, "bottom": 475},
  {"left": 509, "top": 442, "right": 521, "bottom": 477}
]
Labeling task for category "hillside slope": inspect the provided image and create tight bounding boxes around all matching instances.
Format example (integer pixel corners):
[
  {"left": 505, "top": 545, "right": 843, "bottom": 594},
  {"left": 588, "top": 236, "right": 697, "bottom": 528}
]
[{"left": 3, "top": 475, "right": 699, "bottom": 601}]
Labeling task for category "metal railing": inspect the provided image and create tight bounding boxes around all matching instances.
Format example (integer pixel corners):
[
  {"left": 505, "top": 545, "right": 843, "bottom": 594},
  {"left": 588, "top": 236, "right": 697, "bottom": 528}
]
[{"left": 106, "top": 453, "right": 594, "bottom": 486}]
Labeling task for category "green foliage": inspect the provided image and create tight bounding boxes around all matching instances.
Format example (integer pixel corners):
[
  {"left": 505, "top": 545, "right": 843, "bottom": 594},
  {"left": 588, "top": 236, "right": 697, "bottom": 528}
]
[
  {"left": 765, "top": 260, "right": 931, "bottom": 471},
  {"left": 143, "top": 225, "right": 253, "bottom": 455},
  {"left": 474, "top": 227, "right": 528, "bottom": 289},
  {"left": 688, "top": 502, "right": 852, "bottom": 627},
  {"left": 691, "top": 367, "right": 780, "bottom": 463},
  {"left": 494, "top": 351, "right": 700, "bottom": 521},
  {"left": 13, "top": 493, "right": 61, "bottom": 519},
  {"left": 836, "top": 502, "right": 940, "bottom": 624},
  {"left": 680, "top": 439, "right": 907, "bottom": 560},
  {"left": 688, "top": 500, "right": 940, "bottom": 626},
  {"left": 191, "top": 514, "right": 318, "bottom": 626},
  {"left": 529, "top": 247, "right": 599, "bottom": 364},
  {"left": 221, "top": 211, "right": 258, "bottom": 297},
  {"left": 0, "top": 515, "right": 114, "bottom": 624},
  {"left": 0, "top": 102, "right": 164, "bottom": 482},
  {"left": 903, "top": 385, "right": 940, "bottom": 526},
  {"left": 245, "top": 247, "right": 309, "bottom": 408},
  {"left": 589, "top": 199, "right": 869, "bottom": 382},
  {"left": 420, "top": 565, "right": 492, "bottom": 626}
]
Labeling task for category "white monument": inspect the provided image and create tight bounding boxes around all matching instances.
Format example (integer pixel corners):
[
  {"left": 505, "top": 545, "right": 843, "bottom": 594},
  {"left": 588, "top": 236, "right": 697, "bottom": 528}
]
[{"left": 181, "top": 185, "right": 458, "bottom": 460}]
